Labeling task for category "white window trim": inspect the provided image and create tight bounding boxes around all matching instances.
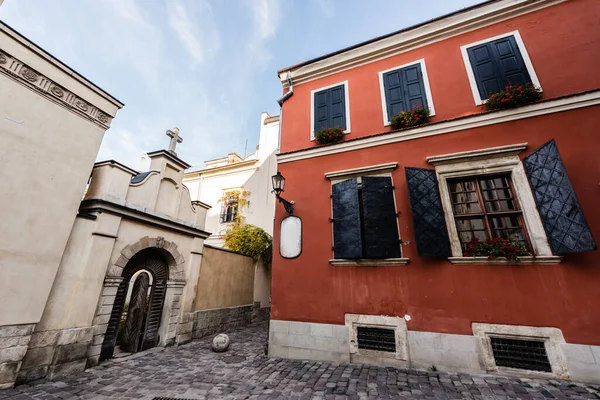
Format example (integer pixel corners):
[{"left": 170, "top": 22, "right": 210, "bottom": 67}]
[
  {"left": 472, "top": 323, "right": 569, "bottom": 379},
  {"left": 378, "top": 58, "right": 436, "bottom": 126},
  {"left": 460, "top": 30, "right": 542, "bottom": 106},
  {"left": 427, "top": 143, "right": 553, "bottom": 258},
  {"left": 310, "top": 80, "right": 351, "bottom": 140},
  {"left": 345, "top": 314, "right": 408, "bottom": 362}
]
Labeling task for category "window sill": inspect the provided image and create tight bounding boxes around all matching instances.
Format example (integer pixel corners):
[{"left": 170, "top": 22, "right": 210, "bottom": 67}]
[
  {"left": 448, "top": 256, "right": 563, "bottom": 265},
  {"left": 330, "top": 258, "right": 409, "bottom": 266}
]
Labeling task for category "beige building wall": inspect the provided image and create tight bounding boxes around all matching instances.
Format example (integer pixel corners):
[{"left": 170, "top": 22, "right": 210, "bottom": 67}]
[
  {"left": 0, "top": 24, "right": 122, "bottom": 327},
  {"left": 194, "top": 246, "right": 255, "bottom": 311},
  {"left": 0, "top": 23, "right": 122, "bottom": 388}
]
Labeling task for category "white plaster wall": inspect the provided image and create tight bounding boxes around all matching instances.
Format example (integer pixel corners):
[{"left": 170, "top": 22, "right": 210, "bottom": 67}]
[
  {"left": 0, "top": 77, "right": 108, "bottom": 326},
  {"left": 183, "top": 113, "right": 279, "bottom": 242}
]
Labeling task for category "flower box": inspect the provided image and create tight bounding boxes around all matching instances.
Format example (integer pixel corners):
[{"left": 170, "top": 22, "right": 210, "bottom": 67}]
[
  {"left": 390, "top": 106, "right": 430, "bottom": 130},
  {"left": 484, "top": 83, "right": 542, "bottom": 111},
  {"left": 314, "top": 127, "right": 345, "bottom": 145},
  {"left": 464, "top": 237, "right": 530, "bottom": 261}
]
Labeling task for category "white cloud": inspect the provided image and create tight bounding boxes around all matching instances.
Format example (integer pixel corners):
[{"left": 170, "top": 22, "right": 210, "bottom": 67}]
[
  {"left": 311, "top": 0, "right": 335, "bottom": 17},
  {"left": 167, "top": 0, "right": 220, "bottom": 66},
  {"left": 250, "top": 0, "right": 281, "bottom": 40},
  {"left": 103, "top": 0, "right": 146, "bottom": 25}
]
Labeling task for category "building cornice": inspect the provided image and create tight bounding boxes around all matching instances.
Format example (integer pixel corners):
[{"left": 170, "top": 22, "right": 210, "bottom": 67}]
[
  {"left": 278, "top": 0, "right": 565, "bottom": 87},
  {"left": 94, "top": 160, "right": 138, "bottom": 175},
  {"left": 0, "top": 22, "right": 123, "bottom": 107},
  {"left": 277, "top": 90, "right": 600, "bottom": 164},
  {"left": 147, "top": 150, "right": 192, "bottom": 169},
  {"left": 80, "top": 198, "right": 211, "bottom": 239},
  {"left": 426, "top": 143, "right": 527, "bottom": 166},
  {"left": 325, "top": 162, "right": 398, "bottom": 180},
  {"left": 184, "top": 159, "right": 259, "bottom": 178},
  {"left": 0, "top": 49, "right": 116, "bottom": 128}
]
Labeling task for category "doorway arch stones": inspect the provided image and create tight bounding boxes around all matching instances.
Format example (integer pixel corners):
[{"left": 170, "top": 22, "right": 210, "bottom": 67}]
[{"left": 86, "top": 236, "right": 186, "bottom": 367}]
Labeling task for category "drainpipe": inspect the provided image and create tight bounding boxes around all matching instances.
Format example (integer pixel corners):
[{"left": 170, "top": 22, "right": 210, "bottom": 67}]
[{"left": 276, "top": 72, "right": 294, "bottom": 154}]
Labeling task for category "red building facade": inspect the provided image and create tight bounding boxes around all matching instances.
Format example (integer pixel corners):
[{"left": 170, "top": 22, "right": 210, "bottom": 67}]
[{"left": 269, "top": 0, "right": 600, "bottom": 383}]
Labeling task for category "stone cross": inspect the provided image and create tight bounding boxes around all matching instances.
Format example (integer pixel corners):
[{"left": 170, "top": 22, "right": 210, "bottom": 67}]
[{"left": 166, "top": 127, "right": 182, "bottom": 155}]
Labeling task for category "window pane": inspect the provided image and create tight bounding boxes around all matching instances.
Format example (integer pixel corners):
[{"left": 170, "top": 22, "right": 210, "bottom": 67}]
[
  {"left": 456, "top": 218, "right": 488, "bottom": 250},
  {"left": 490, "top": 215, "right": 527, "bottom": 248},
  {"left": 450, "top": 179, "right": 481, "bottom": 214}
]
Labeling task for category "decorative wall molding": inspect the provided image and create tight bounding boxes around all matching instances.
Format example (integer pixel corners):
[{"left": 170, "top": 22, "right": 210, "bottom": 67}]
[
  {"left": 324, "top": 162, "right": 398, "bottom": 180},
  {"left": 0, "top": 49, "right": 113, "bottom": 129},
  {"left": 278, "top": 90, "right": 600, "bottom": 163},
  {"left": 330, "top": 258, "right": 409, "bottom": 266},
  {"left": 278, "top": 0, "right": 565, "bottom": 86},
  {"left": 426, "top": 143, "right": 528, "bottom": 165}
]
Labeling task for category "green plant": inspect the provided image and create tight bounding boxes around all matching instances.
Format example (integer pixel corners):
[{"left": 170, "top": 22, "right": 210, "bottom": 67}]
[
  {"left": 314, "top": 127, "right": 345, "bottom": 144},
  {"left": 464, "top": 237, "right": 530, "bottom": 261},
  {"left": 218, "top": 190, "right": 250, "bottom": 210},
  {"left": 428, "top": 365, "right": 438, "bottom": 372},
  {"left": 484, "top": 83, "right": 542, "bottom": 111},
  {"left": 223, "top": 222, "right": 273, "bottom": 261},
  {"left": 390, "top": 106, "right": 430, "bottom": 130}
]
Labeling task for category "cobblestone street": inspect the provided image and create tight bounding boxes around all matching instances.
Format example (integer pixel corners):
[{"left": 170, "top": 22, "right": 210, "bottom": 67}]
[{"left": 1, "top": 322, "right": 598, "bottom": 400}]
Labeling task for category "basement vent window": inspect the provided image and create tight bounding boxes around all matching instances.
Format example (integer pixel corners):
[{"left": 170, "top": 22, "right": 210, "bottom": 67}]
[
  {"left": 490, "top": 337, "right": 552, "bottom": 372},
  {"left": 357, "top": 327, "right": 396, "bottom": 353}
]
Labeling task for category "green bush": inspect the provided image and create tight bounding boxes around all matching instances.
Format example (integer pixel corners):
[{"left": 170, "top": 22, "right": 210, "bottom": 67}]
[{"left": 223, "top": 222, "right": 273, "bottom": 261}]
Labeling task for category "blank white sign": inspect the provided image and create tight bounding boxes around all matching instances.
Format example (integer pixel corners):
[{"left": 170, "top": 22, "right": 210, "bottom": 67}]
[{"left": 280, "top": 216, "right": 302, "bottom": 259}]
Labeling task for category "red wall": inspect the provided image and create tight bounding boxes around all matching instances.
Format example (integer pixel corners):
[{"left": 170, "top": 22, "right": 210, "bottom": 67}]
[
  {"left": 279, "top": 0, "right": 600, "bottom": 154},
  {"left": 271, "top": 106, "right": 600, "bottom": 345}
]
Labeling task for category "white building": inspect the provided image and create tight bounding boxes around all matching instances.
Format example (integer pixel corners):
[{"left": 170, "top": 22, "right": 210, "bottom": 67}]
[{"left": 183, "top": 113, "right": 280, "bottom": 246}]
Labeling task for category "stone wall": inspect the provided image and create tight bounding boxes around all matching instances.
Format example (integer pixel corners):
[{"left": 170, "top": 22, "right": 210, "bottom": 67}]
[
  {"left": 16, "top": 326, "right": 93, "bottom": 384},
  {"left": 192, "top": 303, "right": 269, "bottom": 339},
  {"left": 0, "top": 324, "right": 34, "bottom": 389}
]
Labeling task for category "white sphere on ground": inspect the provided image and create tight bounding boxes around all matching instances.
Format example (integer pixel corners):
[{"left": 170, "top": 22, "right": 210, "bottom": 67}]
[{"left": 211, "top": 333, "right": 230, "bottom": 352}]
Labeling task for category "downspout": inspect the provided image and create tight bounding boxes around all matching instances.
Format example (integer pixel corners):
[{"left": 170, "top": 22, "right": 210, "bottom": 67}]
[{"left": 276, "top": 72, "right": 294, "bottom": 154}]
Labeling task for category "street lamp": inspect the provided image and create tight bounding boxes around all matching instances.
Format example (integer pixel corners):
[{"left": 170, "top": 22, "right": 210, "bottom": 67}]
[{"left": 271, "top": 171, "right": 294, "bottom": 215}]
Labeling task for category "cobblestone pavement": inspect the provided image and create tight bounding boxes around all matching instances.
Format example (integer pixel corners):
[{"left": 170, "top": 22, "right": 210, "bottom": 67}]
[{"left": 2, "top": 322, "right": 599, "bottom": 400}]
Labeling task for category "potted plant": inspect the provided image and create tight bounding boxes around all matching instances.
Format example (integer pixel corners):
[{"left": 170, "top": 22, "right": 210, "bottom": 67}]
[
  {"left": 390, "top": 105, "right": 430, "bottom": 130},
  {"left": 464, "top": 237, "right": 532, "bottom": 261},
  {"left": 484, "top": 82, "right": 542, "bottom": 111},
  {"left": 314, "top": 127, "right": 345, "bottom": 145}
]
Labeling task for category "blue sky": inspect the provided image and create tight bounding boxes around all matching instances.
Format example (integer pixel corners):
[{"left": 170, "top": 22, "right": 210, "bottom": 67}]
[{"left": 0, "top": 0, "right": 483, "bottom": 169}]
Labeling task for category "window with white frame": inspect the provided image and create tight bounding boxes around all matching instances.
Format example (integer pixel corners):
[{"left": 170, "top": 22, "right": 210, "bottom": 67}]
[
  {"left": 378, "top": 59, "right": 435, "bottom": 126},
  {"left": 429, "top": 145, "right": 552, "bottom": 258},
  {"left": 461, "top": 31, "right": 541, "bottom": 105},
  {"left": 310, "top": 81, "right": 350, "bottom": 140}
]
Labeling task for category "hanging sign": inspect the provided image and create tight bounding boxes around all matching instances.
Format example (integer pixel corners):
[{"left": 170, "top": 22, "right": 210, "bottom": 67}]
[{"left": 280, "top": 215, "right": 302, "bottom": 259}]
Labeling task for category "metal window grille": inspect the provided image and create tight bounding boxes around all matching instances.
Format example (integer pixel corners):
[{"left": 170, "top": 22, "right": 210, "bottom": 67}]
[
  {"left": 357, "top": 327, "right": 396, "bottom": 352},
  {"left": 490, "top": 337, "right": 552, "bottom": 372}
]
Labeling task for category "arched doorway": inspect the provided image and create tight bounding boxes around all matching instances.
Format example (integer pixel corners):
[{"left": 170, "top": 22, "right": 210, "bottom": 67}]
[{"left": 100, "top": 249, "right": 169, "bottom": 361}]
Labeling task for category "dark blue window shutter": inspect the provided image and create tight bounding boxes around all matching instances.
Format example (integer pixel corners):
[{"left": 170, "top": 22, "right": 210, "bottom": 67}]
[
  {"left": 314, "top": 85, "right": 346, "bottom": 132},
  {"left": 329, "top": 85, "right": 346, "bottom": 129},
  {"left": 362, "top": 176, "right": 401, "bottom": 259},
  {"left": 405, "top": 167, "right": 451, "bottom": 257},
  {"left": 383, "top": 63, "right": 428, "bottom": 121},
  {"left": 523, "top": 140, "right": 597, "bottom": 255},
  {"left": 314, "top": 89, "right": 330, "bottom": 131},
  {"left": 332, "top": 178, "right": 362, "bottom": 259},
  {"left": 468, "top": 35, "right": 532, "bottom": 100}
]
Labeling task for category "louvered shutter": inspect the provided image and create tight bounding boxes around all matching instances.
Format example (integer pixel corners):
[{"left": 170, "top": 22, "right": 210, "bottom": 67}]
[
  {"left": 523, "top": 140, "right": 597, "bottom": 254},
  {"left": 332, "top": 178, "right": 362, "bottom": 259},
  {"left": 362, "top": 176, "right": 401, "bottom": 259},
  {"left": 141, "top": 278, "right": 167, "bottom": 350},
  {"left": 467, "top": 35, "right": 531, "bottom": 100},
  {"left": 384, "top": 64, "right": 428, "bottom": 121},
  {"left": 405, "top": 167, "right": 451, "bottom": 257}
]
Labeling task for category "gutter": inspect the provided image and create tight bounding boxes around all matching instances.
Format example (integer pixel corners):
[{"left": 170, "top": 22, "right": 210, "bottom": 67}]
[{"left": 276, "top": 72, "right": 294, "bottom": 153}]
